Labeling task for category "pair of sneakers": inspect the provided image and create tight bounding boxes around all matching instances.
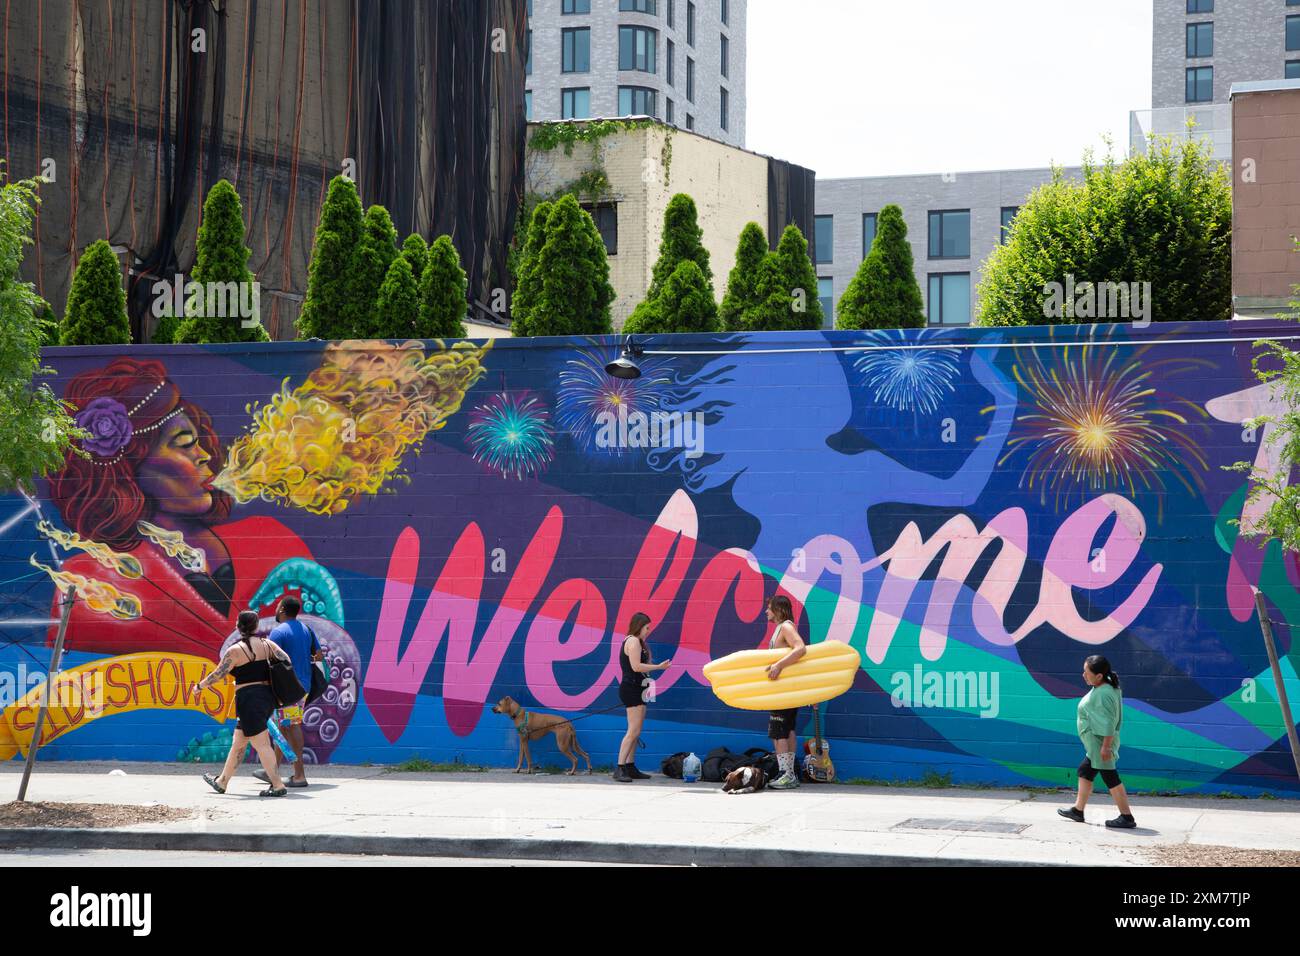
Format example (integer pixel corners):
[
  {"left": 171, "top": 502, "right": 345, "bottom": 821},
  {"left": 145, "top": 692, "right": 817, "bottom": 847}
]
[
  {"left": 768, "top": 770, "right": 800, "bottom": 790},
  {"left": 1057, "top": 805, "right": 1136, "bottom": 829}
]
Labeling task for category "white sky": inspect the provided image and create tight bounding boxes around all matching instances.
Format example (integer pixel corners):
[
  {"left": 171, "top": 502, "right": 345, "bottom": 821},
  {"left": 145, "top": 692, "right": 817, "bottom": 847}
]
[{"left": 745, "top": 0, "right": 1154, "bottom": 178}]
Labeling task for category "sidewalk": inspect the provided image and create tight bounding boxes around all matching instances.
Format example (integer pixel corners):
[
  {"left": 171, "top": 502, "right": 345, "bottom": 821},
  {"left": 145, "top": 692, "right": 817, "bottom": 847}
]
[{"left": 3, "top": 763, "right": 1298, "bottom": 866}]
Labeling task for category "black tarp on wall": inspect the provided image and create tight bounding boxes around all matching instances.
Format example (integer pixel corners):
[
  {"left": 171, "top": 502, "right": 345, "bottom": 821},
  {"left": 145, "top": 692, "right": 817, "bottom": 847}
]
[
  {"left": 767, "top": 157, "right": 816, "bottom": 258},
  {"left": 2, "top": 0, "right": 527, "bottom": 340}
]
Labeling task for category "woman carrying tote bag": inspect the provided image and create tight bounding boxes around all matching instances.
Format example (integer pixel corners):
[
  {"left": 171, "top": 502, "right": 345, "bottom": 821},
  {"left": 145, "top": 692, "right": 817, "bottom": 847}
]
[{"left": 191, "top": 610, "right": 303, "bottom": 797}]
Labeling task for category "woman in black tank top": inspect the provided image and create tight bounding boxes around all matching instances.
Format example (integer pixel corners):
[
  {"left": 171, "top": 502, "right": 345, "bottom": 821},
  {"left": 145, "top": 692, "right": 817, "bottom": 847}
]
[
  {"left": 614, "top": 612, "right": 670, "bottom": 782},
  {"left": 192, "top": 609, "right": 293, "bottom": 797}
]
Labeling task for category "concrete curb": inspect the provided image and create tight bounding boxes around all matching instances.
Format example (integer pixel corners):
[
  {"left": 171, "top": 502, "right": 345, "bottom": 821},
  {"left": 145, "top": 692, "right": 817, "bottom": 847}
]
[{"left": 0, "top": 827, "right": 1070, "bottom": 867}]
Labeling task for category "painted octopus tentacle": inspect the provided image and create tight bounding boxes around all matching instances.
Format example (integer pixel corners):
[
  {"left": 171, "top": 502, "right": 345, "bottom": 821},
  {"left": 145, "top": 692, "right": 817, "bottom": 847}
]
[{"left": 250, "top": 558, "right": 345, "bottom": 627}]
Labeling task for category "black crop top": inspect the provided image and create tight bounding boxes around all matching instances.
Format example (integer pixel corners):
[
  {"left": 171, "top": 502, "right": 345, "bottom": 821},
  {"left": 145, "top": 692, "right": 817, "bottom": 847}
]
[{"left": 230, "top": 640, "right": 271, "bottom": 684}]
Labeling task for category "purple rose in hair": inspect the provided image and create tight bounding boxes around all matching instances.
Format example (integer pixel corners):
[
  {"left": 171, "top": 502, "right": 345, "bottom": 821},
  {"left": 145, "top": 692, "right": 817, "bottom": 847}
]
[{"left": 76, "top": 398, "right": 134, "bottom": 457}]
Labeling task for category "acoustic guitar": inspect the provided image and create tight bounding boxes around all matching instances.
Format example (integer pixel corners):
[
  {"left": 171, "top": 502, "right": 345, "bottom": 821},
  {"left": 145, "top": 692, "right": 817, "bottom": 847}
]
[{"left": 803, "top": 704, "right": 835, "bottom": 783}]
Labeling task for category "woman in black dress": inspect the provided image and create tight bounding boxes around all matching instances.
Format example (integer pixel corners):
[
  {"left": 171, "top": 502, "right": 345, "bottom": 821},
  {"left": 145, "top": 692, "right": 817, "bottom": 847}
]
[{"left": 614, "top": 612, "right": 670, "bottom": 782}]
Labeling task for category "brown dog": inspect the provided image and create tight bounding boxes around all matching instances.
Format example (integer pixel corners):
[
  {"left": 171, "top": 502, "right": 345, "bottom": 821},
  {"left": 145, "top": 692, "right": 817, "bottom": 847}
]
[{"left": 492, "top": 696, "right": 592, "bottom": 775}]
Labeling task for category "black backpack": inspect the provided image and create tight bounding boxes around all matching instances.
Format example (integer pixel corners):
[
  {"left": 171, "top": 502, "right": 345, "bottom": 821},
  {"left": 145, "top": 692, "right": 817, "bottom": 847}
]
[
  {"left": 702, "top": 746, "right": 775, "bottom": 782},
  {"left": 743, "top": 747, "right": 779, "bottom": 779},
  {"left": 701, "top": 747, "right": 732, "bottom": 782},
  {"left": 660, "top": 752, "right": 689, "bottom": 779}
]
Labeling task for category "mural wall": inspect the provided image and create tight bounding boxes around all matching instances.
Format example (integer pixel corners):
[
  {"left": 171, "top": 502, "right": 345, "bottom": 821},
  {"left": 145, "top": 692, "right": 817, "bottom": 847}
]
[{"left": 2, "top": 322, "right": 1298, "bottom": 795}]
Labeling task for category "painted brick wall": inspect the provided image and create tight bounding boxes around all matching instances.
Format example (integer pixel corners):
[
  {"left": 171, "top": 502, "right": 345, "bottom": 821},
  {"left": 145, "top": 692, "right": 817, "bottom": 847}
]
[{"left": 3, "top": 321, "right": 1298, "bottom": 796}]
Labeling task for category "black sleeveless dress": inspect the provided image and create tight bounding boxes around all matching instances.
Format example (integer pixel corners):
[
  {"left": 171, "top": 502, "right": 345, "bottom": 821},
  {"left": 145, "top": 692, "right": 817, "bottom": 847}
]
[{"left": 619, "top": 637, "right": 650, "bottom": 708}]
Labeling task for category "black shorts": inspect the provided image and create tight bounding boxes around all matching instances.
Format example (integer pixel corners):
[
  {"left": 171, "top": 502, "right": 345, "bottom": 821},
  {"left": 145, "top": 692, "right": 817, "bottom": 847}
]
[
  {"left": 619, "top": 680, "right": 645, "bottom": 708},
  {"left": 235, "top": 684, "right": 277, "bottom": 737},
  {"left": 768, "top": 708, "right": 798, "bottom": 739},
  {"left": 1077, "top": 757, "right": 1122, "bottom": 789}
]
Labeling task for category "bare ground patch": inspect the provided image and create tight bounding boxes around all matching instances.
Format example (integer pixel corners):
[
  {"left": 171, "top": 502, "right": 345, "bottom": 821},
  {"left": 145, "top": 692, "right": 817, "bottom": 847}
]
[
  {"left": 1145, "top": 844, "right": 1300, "bottom": 867},
  {"left": 0, "top": 801, "right": 194, "bottom": 829}
]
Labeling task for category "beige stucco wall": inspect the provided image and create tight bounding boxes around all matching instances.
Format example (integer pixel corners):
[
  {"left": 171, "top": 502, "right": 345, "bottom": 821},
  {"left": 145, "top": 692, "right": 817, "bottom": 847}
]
[{"left": 525, "top": 122, "right": 769, "bottom": 329}]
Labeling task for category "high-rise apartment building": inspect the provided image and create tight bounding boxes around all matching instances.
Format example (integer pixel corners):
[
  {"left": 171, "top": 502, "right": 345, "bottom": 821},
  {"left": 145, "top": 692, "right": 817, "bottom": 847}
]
[
  {"left": 525, "top": 0, "right": 746, "bottom": 148},
  {"left": 1134, "top": 0, "right": 1300, "bottom": 160}
]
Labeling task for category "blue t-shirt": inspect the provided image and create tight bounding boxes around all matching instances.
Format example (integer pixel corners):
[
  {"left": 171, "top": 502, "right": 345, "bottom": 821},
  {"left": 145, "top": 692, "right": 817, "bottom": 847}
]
[{"left": 269, "top": 618, "right": 318, "bottom": 691}]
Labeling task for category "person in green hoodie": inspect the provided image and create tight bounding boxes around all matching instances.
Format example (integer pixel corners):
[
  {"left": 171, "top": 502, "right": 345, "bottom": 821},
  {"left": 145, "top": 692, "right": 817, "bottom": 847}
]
[{"left": 1058, "top": 655, "right": 1136, "bottom": 829}]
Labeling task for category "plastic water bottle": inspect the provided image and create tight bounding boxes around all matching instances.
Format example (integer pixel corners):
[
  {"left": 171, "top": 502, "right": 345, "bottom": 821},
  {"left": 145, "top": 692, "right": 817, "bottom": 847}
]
[{"left": 682, "top": 752, "right": 701, "bottom": 783}]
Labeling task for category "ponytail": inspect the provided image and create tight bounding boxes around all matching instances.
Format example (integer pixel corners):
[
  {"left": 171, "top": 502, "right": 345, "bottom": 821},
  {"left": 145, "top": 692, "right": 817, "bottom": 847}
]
[
  {"left": 237, "top": 610, "right": 260, "bottom": 646},
  {"left": 1085, "top": 654, "right": 1120, "bottom": 690}
]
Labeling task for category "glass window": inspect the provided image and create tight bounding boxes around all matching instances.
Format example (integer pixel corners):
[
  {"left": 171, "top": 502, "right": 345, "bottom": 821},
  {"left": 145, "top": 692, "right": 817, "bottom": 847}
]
[
  {"left": 562, "top": 0, "right": 590, "bottom": 12},
  {"left": 619, "top": 0, "right": 658, "bottom": 13},
  {"left": 666, "top": 98, "right": 674, "bottom": 125},
  {"left": 721, "top": 34, "right": 729, "bottom": 78},
  {"left": 720, "top": 87, "right": 728, "bottom": 130},
  {"left": 618, "top": 86, "right": 657, "bottom": 117},
  {"left": 619, "top": 26, "right": 657, "bottom": 72},
  {"left": 862, "top": 213, "right": 877, "bottom": 258},
  {"left": 1288, "top": 60, "right": 1300, "bottom": 80},
  {"left": 1000, "top": 206, "right": 1020, "bottom": 244},
  {"left": 686, "top": 114, "right": 694, "bottom": 130},
  {"left": 818, "top": 277, "right": 834, "bottom": 329},
  {"left": 667, "top": 39, "right": 675, "bottom": 85},
  {"left": 582, "top": 202, "right": 618, "bottom": 255},
  {"left": 1186, "top": 22, "right": 1213, "bottom": 58},
  {"left": 561, "top": 87, "right": 590, "bottom": 119},
  {"left": 814, "top": 215, "right": 833, "bottom": 264},
  {"left": 928, "top": 210, "right": 970, "bottom": 259},
  {"left": 721, "top": 0, "right": 729, "bottom": 25},
  {"left": 668, "top": 0, "right": 674, "bottom": 27},
  {"left": 526, "top": 29, "right": 532, "bottom": 75},
  {"left": 686, "top": 57, "right": 695, "bottom": 102},
  {"left": 1186, "top": 0, "right": 1212, "bottom": 11},
  {"left": 928, "top": 274, "right": 971, "bottom": 326},
  {"left": 1186, "top": 66, "right": 1213, "bottom": 102},
  {"left": 525, "top": 90, "right": 532, "bottom": 121},
  {"left": 562, "top": 28, "right": 590, "bottom": 72},
  {"left": 527, "top": 0, "right": 532, "bottom": 15},
  {"left": 1290, "top": 16, "right": 1300, "bottom": 52},
  {"left": 687, "top": 1, "right": 695, "bottom": 45}
]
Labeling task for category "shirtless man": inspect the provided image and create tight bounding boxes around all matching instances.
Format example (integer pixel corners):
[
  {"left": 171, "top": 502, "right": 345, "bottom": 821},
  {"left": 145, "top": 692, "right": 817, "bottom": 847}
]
[{"left": 763, "top": 594, "right": 807, "bottom": 789}]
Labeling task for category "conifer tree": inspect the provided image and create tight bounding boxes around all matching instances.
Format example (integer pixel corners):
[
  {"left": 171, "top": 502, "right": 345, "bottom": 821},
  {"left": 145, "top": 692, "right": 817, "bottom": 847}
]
[
  {"left": 836, "top": 204, "right": 925, "bottom": 330},
  {"left": 60, "top": 240, "right": 130, "bottom": 346},
  {"left": 174, "top": 179, "right": 270, "bottom": 343},
  {"left": 418, "top": 235, "right": 468, "bottom": 339}
]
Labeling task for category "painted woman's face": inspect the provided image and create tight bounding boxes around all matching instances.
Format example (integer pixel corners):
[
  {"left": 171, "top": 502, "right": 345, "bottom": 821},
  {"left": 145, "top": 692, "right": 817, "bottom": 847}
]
[{"left": 135, "top": 413, "right": 216, "bottom": 517}]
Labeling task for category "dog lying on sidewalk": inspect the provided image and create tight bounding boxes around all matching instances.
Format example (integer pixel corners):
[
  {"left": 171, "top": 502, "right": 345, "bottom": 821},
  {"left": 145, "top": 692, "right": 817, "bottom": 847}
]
[
  {"left": 722, "top": 765, "right": 768, "bottom": 794},
  {"left": 491, "top": 696, "right": 593, "bottom": 775}
]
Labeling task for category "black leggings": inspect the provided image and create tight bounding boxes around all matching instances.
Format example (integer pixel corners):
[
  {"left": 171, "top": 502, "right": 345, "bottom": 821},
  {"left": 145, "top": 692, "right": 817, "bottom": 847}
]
[{"left": 1077, "top": 758, "right": 1122, "bottom": 789}]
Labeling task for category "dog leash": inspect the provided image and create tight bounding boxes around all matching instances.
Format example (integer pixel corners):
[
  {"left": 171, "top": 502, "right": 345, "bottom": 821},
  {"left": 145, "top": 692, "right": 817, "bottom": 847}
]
[{"left": 514, "top": 702, "right": 646, "bottom": 748}]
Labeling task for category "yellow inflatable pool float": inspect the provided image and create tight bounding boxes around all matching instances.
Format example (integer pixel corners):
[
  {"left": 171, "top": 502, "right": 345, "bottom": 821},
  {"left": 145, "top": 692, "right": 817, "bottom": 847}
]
[{"left": 703, "top": 640, "right": 861, "bottom": 711}]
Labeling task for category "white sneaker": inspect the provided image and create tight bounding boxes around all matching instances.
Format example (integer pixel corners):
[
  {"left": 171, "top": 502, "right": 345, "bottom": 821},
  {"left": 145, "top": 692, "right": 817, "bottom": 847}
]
[{"left": 768, "top": 771, "right": 799, "bottom": 790}]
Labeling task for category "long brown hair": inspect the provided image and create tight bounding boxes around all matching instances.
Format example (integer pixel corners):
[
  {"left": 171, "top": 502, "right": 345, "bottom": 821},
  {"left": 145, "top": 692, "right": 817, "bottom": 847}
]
[{"left": 627, "top": 612, "right": 652, "bottom": 637}]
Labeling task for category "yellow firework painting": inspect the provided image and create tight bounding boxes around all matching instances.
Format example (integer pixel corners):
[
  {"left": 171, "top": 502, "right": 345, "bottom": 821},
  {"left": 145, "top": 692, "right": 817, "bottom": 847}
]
[{"left": 996, "top": 343, "right": 1210, "bottom": 517}]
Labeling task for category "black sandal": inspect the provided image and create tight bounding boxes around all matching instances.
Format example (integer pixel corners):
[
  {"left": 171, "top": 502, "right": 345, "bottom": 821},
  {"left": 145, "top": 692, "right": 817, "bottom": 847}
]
[
  {"left": 259, "top": 786, "right": 288, "bottom": 797},
  {"left": 202, "top": 773, "right": 226, "bottom": 794}
]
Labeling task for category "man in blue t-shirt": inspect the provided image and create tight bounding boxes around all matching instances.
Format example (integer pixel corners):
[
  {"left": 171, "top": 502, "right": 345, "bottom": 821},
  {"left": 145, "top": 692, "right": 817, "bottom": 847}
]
[{"left": 255, "top": 595, "right": 320, "bottom": 788}]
